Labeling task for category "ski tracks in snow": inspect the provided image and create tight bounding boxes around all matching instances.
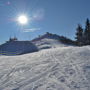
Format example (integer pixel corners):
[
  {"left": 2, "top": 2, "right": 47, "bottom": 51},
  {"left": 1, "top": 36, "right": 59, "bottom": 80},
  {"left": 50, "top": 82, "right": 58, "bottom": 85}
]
[{"left": 0, "top": 47, "right": 90, "bottom": 90}]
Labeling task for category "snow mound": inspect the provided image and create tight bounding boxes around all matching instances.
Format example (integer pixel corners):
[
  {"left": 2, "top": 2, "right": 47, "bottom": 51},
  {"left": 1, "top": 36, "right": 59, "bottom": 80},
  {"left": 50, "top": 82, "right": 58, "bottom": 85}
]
[
  {"left": 32, "top": 33, "right": 72, "bottom": 50},
  {"left": 0, "top": 41, "right": 38, "bottom": 55},
  {"left": 0, "top": 46, "right": 90, "bottom": 90},
  {"left": 32, "top": 32, "right": 61, "bottom": 42},
  {"left": 33, "top": 38, "right": 66, "bottom": 50}
]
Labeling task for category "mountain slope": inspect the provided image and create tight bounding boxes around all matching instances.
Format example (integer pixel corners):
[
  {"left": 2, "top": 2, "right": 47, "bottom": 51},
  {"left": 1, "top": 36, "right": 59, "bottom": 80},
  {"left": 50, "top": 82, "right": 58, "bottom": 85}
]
[
  {"left": 0, "top": 33, "right": 74, "bottom": 56},
  {"left": 32, "top": 32, "right": 61, "bottom": 42},
  {"left": 0, "top": 46, "right": 90, "bottom": 90},
  {"left": 0, "top": 41, "right": 38, "bottom": 55},
  {"left": 33, "top": 38, "right": 66, "bottom": 50},
  {"left": 32, "top": 33, "right": 72, "bottom": 50}
]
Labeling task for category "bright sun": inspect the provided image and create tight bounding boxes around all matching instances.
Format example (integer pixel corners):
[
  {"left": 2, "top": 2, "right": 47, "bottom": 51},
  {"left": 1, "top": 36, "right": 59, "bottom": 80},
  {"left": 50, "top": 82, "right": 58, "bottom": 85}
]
[{"left": 18, "top": 15, "right": 28, "bottom": 24}]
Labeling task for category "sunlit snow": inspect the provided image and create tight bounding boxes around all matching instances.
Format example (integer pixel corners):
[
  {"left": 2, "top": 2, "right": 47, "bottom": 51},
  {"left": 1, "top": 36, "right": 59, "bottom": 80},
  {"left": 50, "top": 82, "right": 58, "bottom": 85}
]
[{"left": 0, "top": 46, "right": 90, "bottom": 90}]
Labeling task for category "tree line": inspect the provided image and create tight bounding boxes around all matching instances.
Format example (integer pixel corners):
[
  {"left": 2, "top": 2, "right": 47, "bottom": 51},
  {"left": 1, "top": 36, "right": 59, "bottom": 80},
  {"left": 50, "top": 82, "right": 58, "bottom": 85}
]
[{"left": 75, "top": 18, "right": 90, "bottom": 46}]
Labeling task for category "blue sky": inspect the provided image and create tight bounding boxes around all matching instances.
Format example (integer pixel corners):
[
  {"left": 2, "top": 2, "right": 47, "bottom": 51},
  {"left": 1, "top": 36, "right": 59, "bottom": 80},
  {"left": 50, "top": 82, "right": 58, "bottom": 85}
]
[{"left": 0, "top": 0, "right": 90, "bottom": 44}]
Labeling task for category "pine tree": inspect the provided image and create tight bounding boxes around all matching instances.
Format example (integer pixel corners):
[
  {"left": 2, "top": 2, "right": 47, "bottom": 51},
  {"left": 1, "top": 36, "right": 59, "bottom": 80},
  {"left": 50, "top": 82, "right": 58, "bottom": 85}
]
[
  {"left": 75, "top": 24, "right": 83, "bottom": 46},
  {"left": 84, "top": 18, "right": 90, "bottom": 45}
]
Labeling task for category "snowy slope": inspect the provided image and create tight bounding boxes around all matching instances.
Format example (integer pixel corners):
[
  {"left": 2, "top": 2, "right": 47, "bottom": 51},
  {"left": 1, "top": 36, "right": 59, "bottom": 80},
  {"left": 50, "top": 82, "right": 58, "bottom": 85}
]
[
  {"left": 0, "top": 41, "right": 38, "bottom": 55},
  {"left": 32, "top": 33, "right": 68, "bottom": 50},
  {"left": 33, "top": 38, "right": 66, "bottom": 50},
  {"left": 31, "top": 32, "right": 61, "bottom": 42},
  {"left": 0, "top": 46, "right": 90, "bottom": 90}
]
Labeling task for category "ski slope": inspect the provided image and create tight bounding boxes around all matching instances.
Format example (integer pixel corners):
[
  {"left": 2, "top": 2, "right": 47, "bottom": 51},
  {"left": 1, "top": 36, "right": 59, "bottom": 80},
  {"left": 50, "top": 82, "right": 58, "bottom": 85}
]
[{"left": 0, "top": 46, "right": 90, "bottom": 90}]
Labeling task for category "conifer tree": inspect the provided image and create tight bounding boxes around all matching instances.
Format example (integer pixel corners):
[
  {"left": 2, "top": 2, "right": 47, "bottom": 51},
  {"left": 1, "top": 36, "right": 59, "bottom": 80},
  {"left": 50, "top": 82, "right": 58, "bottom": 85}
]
[
  {"left": 84, "top": 18, "right": 90, "bottom": 44},
  {"left": 75, "top": 24, "right": 83, "bottom": 46}
]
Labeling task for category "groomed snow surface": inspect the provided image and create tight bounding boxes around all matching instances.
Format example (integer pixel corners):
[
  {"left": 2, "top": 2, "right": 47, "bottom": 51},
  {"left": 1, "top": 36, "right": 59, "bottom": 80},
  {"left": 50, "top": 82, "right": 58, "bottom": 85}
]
[{"left": 0, "top": 46, "right": 90, "bottom": 90}]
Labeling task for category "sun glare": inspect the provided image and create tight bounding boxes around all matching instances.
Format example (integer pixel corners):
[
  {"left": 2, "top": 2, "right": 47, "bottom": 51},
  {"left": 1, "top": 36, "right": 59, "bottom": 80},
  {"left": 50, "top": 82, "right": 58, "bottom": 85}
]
[{"left": 18, "top": 15, "right": 28, "bottom": 24}]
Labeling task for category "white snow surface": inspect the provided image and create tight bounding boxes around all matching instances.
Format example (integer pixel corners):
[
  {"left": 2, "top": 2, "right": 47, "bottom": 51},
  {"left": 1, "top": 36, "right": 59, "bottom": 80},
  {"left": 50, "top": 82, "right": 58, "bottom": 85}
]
[
  {"left": 32, "top": 38, "right": 66, "bottom": 50},
  {"left": 0, "top": 46, "right": 90, "bottom": 90},
  {"left": 0, "top": 41, "right": 38, "bottom": 55}
]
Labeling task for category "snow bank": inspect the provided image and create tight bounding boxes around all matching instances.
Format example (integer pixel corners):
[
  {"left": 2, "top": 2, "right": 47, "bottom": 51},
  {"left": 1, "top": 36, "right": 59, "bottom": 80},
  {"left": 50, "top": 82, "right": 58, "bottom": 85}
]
[{"left": 0, "top": 46, "right": 90, "bottom": 90}]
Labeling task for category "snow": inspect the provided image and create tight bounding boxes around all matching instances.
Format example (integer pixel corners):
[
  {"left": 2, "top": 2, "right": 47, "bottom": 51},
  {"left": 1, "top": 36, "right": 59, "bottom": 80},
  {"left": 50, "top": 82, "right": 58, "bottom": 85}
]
[
  {"left": 0, "top": 46, "right": 90, "bottom": 90},
  {"left": 31, "top": 33, "right": 72, "bottom": 50},
  {"left": 32, "top": 38, "right": 66, "bottom": 50},
  {"left": 0, "top": 41, "right": 38, "bottom": 55}
]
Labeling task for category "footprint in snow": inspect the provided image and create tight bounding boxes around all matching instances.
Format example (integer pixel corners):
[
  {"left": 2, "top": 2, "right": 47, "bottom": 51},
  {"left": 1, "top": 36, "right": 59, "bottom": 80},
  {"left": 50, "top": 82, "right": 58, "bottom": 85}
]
[
  {"left": 64, "top": 67, "right": 76, "bottom": 76},
  {"left": 58, "top": 76, "right": 66, "bottom": 83}
]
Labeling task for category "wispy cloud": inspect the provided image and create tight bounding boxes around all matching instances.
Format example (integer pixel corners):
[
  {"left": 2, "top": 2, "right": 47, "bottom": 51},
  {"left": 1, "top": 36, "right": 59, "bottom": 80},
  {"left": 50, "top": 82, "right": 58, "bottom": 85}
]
[{"left": 22, "top": 28, "right": 41, "bottom": 32}]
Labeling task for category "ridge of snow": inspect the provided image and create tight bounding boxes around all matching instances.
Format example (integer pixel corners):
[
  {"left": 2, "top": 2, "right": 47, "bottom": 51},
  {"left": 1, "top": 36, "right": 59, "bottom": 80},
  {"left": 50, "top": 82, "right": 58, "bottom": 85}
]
[
  {"left": 31, "top": 33, "right": 73, "bottom": 50},
  {"left": 33, "top": 38, "right": 67, "bottom": 50},
  {"left": 32, "top": 33, "right": 61, "bottom": 42}
]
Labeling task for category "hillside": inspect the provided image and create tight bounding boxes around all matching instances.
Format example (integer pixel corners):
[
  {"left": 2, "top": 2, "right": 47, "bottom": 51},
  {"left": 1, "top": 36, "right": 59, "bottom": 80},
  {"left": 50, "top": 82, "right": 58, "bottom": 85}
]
[
  {"left": 32, "top": 32, "right": 73, "bottom": 50},
  {"left": 0, "top": 41, "right": 38, "bottom": 55},
  {"left": 32, "top": 38, "right": 66, "bottom": 50},
  {"left": 0, "top": 46, "right": 90, "bottom": 90},
  {"left": 0, "top": 33, "right": 74, "bottom": 56}
]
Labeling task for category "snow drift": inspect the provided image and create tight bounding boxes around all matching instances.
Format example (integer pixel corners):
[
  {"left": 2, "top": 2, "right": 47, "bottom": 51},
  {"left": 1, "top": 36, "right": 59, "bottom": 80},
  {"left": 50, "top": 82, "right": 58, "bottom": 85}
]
[{"left": 0, "top": 46, "right": 90, "bottom": 90}]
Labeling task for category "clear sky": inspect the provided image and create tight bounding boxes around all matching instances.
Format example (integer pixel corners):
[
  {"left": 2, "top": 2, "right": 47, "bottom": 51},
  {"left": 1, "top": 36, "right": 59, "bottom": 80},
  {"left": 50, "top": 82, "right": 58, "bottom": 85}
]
[{"left": 0, "top": 0, "right": 90, "bottom": 44}]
